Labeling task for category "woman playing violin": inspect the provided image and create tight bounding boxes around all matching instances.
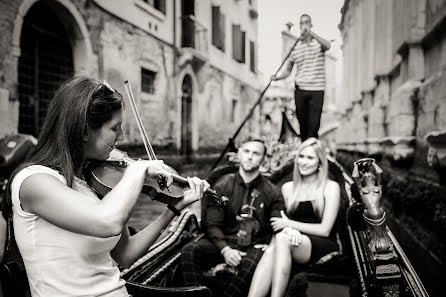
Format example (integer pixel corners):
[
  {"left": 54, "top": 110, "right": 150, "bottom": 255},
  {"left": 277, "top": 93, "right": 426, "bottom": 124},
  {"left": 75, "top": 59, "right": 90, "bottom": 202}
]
[{"left": 4, "top": 76, "right": 210, "bottom": 297}]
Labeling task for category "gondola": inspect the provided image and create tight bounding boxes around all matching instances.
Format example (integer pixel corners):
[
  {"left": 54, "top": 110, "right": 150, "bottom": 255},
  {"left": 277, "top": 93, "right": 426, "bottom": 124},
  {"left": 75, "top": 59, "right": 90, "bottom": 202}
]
[
  {"left": 118, "top": 106, "right": 429, "bottom": 297},
  {"left": 0, "top": 110, "right": 429, "bottom": 297}
]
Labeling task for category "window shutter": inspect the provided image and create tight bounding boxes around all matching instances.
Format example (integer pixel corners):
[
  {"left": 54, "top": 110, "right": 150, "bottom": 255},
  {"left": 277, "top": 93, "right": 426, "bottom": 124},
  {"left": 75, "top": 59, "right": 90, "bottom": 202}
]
[
  {"left": 250, "top": 41, "right": 255, "bottom": 72},
  {"left": 212, "top": 6, "right": 219, "bottom": 47},
  {"left": 232, "top": 24, "right": 241, "bottom": 61},
  {"left": 219, "top": 13, "right": 226, "bottom": 51},
  {"left": 241, "top": 31, "right": 246, "bottom": 63}
]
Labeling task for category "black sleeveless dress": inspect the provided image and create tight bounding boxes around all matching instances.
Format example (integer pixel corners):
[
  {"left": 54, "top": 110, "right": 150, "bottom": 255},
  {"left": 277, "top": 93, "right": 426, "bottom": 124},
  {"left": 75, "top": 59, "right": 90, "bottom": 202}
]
[{"left": 287, "top": 201, "right": 339, "bottom": 262}]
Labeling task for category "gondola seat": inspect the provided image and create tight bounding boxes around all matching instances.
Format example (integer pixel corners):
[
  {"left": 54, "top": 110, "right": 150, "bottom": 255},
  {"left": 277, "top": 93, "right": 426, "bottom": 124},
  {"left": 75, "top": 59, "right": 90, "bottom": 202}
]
[
  {"left": 121, "top": 210, "right": 212, "bottom": 297},
  {"left": 0, "top": 260, "right": 30, "bottom": 297}
]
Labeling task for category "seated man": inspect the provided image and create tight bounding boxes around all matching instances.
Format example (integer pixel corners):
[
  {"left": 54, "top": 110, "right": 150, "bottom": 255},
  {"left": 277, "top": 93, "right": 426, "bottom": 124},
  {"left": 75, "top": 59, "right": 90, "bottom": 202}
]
[{"left": 181, "top": 136, "right": 285, "bottom": 297}]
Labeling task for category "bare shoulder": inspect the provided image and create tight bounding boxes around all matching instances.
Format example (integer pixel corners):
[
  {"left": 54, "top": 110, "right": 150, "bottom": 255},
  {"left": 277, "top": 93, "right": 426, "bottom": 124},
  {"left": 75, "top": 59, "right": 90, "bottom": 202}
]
[
  {"left": 20, "top": 173, "right": 68, "bottom": 210},
  {"left": 325, "top": 180, "right": 340, "bottom": 195},
  {"left": 21, "top": 172, "right": 66, "bottom": 191}
]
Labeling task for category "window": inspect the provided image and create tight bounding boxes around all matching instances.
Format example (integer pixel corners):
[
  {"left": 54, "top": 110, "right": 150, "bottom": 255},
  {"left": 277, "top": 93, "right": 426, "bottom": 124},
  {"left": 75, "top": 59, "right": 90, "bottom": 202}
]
[
  {"left": 232, "top": 24, "right": 246, "bottom": 63},
  {"left": 211, "top": 6, "right": 225, "bottom": 51},
  {"left": 241, "top": 31, "right": 246, "bottom": 62},
  {"left": 141, "top": 68, "right": 156, "bottom": 94},
  {"left": 250, "top": 41, "right": 256, "bottom": 72},
  {"left": 143, "top": 0, "right": 166, "bottom": 14},
  {"left": 231, "top": 99, "right": 238, "bottom": 123}
]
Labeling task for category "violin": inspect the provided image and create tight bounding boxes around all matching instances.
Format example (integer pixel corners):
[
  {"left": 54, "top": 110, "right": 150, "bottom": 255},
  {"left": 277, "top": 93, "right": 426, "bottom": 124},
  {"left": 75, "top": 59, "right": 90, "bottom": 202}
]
[
  {"left": 85, "top": 81, "right": 228, "bottom": 208},
  {"left": 85, "top": 148, "right": 226, "bottom": 207}
]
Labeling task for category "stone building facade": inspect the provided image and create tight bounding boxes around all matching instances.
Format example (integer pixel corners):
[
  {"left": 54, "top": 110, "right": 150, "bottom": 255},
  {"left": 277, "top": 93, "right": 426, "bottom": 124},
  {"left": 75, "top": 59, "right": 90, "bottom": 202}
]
[
  {"left": 0, "top": 0, "right": 262, "bottom": 154},
  {"left": 338, "top": 0, "right": 446, "bottom": 294},
  {"left": 338, "top": 0, "right": 446, "bottom": 182}
]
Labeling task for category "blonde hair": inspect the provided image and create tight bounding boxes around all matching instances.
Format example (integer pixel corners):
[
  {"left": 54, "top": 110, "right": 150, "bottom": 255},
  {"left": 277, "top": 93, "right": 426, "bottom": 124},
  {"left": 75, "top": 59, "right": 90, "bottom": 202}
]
[{"left": 286, "top": 137, "right": 329, "bottom": 218}]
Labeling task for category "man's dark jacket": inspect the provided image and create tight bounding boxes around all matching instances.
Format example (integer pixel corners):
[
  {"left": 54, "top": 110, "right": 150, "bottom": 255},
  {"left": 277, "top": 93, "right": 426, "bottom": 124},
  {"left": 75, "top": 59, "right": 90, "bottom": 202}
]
[{"left": 202, "top": 171, "right": 285, "bottom": 250}]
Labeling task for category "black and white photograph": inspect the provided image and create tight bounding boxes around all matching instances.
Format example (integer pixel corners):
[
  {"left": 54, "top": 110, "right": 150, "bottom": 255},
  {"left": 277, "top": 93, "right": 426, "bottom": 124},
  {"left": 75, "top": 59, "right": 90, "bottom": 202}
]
[{"left": 0, "top": 0, "right": 444, "bottom": 296}]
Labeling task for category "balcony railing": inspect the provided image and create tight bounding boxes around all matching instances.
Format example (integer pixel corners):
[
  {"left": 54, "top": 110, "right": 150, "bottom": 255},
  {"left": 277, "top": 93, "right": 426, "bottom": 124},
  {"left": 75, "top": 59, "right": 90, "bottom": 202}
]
[{"left": 181, "top": 15, "right": 208, "bottom": 59}]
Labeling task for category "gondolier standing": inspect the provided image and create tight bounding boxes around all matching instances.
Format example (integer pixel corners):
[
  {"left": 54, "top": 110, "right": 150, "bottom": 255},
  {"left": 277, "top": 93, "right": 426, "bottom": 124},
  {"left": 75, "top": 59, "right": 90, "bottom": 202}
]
[{"left": 271, "top": 14, "right": 331, "bottom": 141}]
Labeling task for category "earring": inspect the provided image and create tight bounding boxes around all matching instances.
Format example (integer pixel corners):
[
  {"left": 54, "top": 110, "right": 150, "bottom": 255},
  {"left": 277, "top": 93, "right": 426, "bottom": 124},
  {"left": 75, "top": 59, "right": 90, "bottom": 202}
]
[{"left": 83, "top": 137, "right": 88, "bottom": 142}]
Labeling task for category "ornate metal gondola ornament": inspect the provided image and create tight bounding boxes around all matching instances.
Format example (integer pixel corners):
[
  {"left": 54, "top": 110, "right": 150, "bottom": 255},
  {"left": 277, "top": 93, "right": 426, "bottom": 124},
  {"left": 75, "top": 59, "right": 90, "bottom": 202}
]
[
  {"left": 352, "top": 158, "right": 404, "bottom": 296},
  {"left": 352, "top": 159, "right": 394, "bottom": 256}
]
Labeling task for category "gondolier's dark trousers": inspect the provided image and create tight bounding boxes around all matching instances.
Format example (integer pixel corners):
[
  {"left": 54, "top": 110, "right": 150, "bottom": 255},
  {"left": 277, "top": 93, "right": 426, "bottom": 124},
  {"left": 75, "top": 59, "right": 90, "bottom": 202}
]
[
  {"left": 181, "top": 238, "right": 263, "bottom": 297},
  {"left": 294, "top": 86, "right": 324, "bottom": 141}
]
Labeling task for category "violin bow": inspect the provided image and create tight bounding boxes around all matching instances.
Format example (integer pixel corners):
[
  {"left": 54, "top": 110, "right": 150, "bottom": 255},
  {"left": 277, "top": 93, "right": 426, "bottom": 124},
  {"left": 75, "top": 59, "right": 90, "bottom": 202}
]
[
  {"left": 122, "top": 81, "right": 227, "bottom": 206},
  {"left": 124, "top": 81, "right": 157, "bottom": 161},
  {"left": 124, "top": 80, "right": 173, "bottom": 191}
]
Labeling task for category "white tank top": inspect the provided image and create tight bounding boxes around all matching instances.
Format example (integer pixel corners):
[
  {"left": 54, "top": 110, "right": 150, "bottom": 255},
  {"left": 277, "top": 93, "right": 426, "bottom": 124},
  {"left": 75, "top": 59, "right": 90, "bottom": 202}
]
[{"left": 11, "top": 165, "right": 128, "bottom": 297}]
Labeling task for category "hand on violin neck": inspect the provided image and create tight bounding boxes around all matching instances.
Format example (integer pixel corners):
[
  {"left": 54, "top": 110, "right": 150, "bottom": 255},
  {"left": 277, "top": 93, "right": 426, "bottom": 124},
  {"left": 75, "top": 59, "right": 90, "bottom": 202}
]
[
  {"left": 140, "top": 160, "right": 173, "bottom": 186},
  {"left": 176, "top": 177, "right": 211, "bottom": 210},
  {"left": 125, "top": 160, "right": 173, "bottom": 191}
]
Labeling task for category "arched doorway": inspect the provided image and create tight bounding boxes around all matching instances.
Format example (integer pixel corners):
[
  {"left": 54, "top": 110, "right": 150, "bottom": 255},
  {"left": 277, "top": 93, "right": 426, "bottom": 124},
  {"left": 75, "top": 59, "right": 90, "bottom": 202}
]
[
  {"left": 18, "top": 1, "right": 74, "bottom": 136},
  {"left": 181, "top": 75, "right": 193, "bottom": 156}
]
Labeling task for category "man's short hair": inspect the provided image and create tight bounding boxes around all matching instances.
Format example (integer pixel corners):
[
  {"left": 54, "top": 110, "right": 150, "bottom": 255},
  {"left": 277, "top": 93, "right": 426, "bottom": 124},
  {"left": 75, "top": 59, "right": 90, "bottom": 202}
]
[
  {"left": 239, "top": 135, "right": 267, "bottom": 156},
  {"left": 300, "top": 14, "right": 312, "bottom": 22}
]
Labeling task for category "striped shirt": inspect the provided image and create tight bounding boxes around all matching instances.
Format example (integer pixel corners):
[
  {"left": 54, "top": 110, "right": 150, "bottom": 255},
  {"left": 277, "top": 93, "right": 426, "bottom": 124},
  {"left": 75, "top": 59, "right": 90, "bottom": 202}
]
[{"left": 289, "top": 38, "right": 325, "bottom": 91}]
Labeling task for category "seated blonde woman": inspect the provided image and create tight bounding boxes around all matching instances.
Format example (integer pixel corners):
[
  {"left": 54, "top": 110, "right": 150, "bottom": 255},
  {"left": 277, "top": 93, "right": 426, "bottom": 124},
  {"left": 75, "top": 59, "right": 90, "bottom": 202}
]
[{"left": 247, "top": 137, "right": 340, "bottom": 297}]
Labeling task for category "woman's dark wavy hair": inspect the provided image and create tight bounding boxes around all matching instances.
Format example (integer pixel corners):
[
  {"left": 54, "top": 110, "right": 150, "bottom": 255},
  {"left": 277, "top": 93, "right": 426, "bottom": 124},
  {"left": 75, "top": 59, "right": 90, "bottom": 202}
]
[{"left": 2, "top": 76, "right": 123, "bottom": 247}]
